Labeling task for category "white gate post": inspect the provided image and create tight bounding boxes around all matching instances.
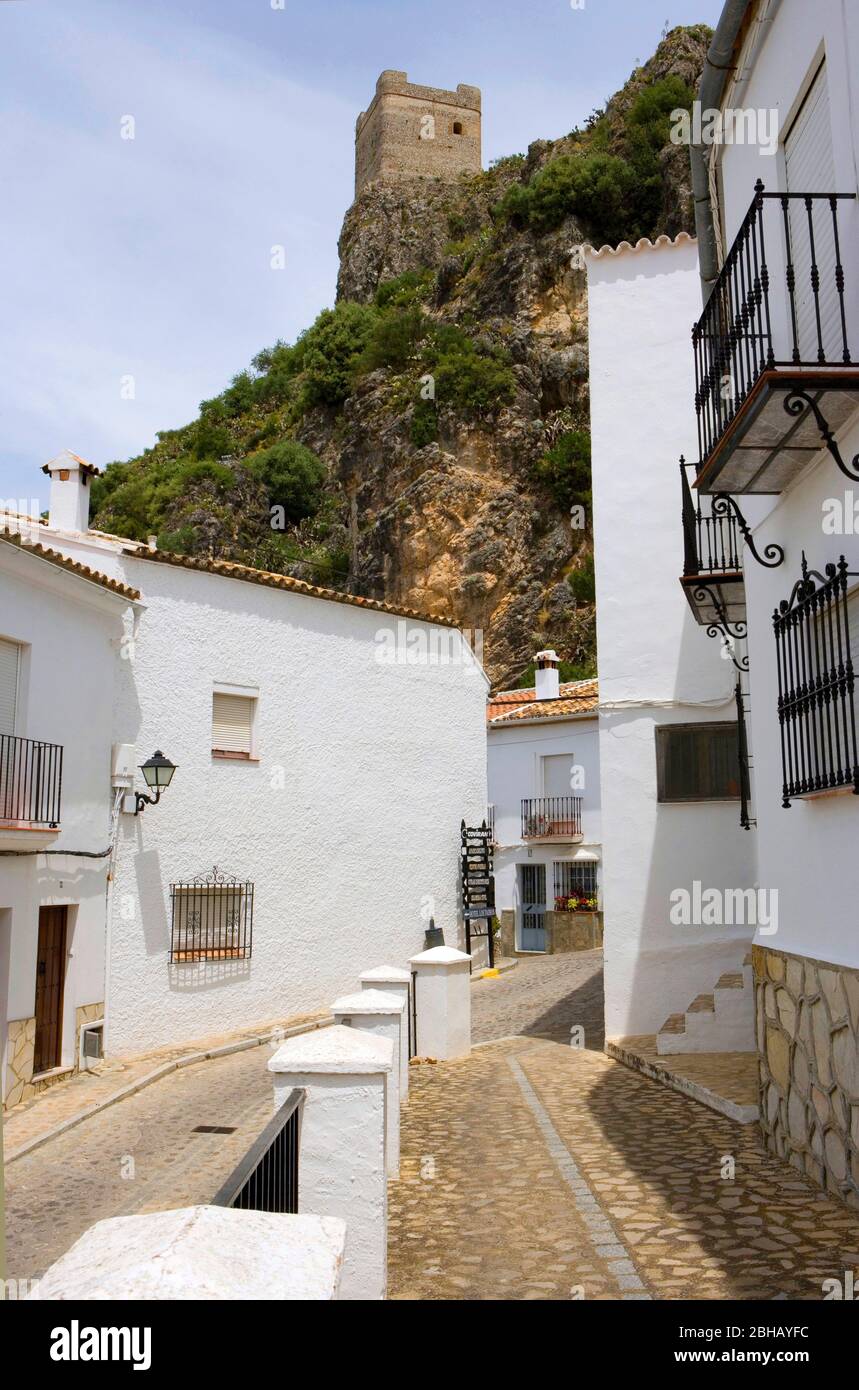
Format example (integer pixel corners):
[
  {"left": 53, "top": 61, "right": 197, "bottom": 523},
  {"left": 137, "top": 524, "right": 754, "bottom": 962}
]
[
  {"left": 269, "top": 1025, "right": 392, "bottom": 1300},
  {"left": 359, "top": 965, "right": 411, "bottom": 1101},
  {"left": 409, "top": 945, "right": 472, "bottom": 1060},
  {"left": 330, "top": 990, "right": 404, "bottom": 1177}
]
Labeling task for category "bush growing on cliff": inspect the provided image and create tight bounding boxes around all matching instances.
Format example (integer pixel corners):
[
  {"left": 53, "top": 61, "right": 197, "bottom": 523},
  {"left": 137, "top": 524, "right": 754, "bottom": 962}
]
[
  {"left": 295, "top": 302, "right": 379, "bottom": 408},
  {"left": 425, "top": 325, "right": 516, "bottom": 414},
  {"left": 245, "top": 440, "right": 326, "bottom": 524},
  {"left": 568, "top": 553, "right": 596, "bottom": 604},
  {"left": 358, "top": 306, "right": 427, "bottom": 374},
  {"left": 533, "top": 430, "right": 591, "bottom": 514},
  {"left": 493, "top": 74, "right": 695, "bottom": 245}
]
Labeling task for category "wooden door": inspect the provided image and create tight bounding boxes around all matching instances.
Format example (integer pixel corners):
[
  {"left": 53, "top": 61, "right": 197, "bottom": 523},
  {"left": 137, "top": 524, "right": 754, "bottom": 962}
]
[{"left": 34, "top": 906, "right": 67, "bottom": 1074}]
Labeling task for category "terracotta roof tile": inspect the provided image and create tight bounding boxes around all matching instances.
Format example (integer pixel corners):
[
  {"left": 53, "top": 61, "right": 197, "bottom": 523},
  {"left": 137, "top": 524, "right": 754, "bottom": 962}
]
[
  {"left": 0, "top": 526, "right": 141, "bottom": 602},
  {"left": 136, "top": 548, "right": 462, "bottom": 630},
  {"left": 488, "top": 678, "right": 598, "bottom": 724}
]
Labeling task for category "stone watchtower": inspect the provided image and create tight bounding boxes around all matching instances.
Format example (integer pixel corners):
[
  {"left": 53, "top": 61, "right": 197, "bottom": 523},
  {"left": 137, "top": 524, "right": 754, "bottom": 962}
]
[{"left": 354, "top": 70, "right": 481, "bottom": 196}]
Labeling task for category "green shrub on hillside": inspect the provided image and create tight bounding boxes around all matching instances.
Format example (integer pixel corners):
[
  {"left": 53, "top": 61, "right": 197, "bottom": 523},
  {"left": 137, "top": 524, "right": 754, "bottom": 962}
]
[
  {"left": 245, "top": 440, "right": 326, "bottom": 524},
  {"left": 532, "top": 430, "right": 591, "bottom": 513},
  {"left": 294, "top": 302, "right": 379, "bottom": 408},
  {"left": 568, "top": 552, "right": 596, "bottom": 604},
  {"left": 358, "top": 307, "right": 427, "bottom": 374},
  {"left": 493, "top": 75, "right": 695, "bottom": 245},
  {"left": 425, "top": 324, "right": 516, "bottom": 414}
]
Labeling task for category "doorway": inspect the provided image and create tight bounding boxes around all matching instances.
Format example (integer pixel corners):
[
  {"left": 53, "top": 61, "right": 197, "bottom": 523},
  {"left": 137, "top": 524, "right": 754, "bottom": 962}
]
[
  {"left": 34, "top": 906, "right": 67, "bottom": 1075},
  {"left": 519, "top": 863, "right": 546, "bottom": 952}
]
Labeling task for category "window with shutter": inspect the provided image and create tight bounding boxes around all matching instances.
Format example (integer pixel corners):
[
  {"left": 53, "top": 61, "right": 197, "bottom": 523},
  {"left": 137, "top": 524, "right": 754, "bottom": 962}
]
[
  {"left": 656, "top": 723, "right": 742, "bottom": 802},
  {"left": 212, "top": 691, "right": 255, "bottom": 758},
  {"left": 784, "top": 62, "right": 840, "bottom": 361},
  {"left": 0, "top": 638, "right": 21, "bottom": 737}
]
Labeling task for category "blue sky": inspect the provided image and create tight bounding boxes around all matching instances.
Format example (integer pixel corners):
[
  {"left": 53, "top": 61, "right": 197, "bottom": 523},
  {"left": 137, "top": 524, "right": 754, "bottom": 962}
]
[{"left": 0, "top": 0, "right": 722, "bottom": 506}]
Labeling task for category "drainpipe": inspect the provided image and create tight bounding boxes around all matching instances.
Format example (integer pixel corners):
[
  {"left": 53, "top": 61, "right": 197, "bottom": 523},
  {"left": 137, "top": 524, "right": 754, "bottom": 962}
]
[{"left": 691, "top": 0, "right": 756, "bottom": 302}]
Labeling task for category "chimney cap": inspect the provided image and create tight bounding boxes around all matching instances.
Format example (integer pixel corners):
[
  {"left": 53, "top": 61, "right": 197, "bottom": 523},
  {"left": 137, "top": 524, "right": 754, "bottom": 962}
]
[
  {"left": 42, "top": 449, "right": 100, "bottom": 480},
  {"left": 535, "top": 648, "right": 560, "bottom": 668}
]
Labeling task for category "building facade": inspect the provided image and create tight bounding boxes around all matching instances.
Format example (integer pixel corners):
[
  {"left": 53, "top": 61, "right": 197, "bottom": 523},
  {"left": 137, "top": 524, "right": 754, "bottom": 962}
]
[
  {"left": 487, "top": 654, "right": 602, "bottom": 958},
  {"left": 1, "top": 456, "right": 488, "bottom": 1065},
  {"left": 687, "top": 0, "right": 859, "bottom": 1203},
  {"left": 0, "top": 529, "right": 138, "bottom": 1106}
]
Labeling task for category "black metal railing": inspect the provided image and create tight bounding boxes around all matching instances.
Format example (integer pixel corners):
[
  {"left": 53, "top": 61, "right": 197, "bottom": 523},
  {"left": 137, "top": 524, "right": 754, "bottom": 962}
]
[
  {"left": 681, "top": 461, "right": 742, "bottom": 575},
  {"left": 735, "top": 682, "right": 753, "bottom": 830},
  {"left": 774, "top": 554, "right": 859, "bottom": 806},
  {"left": 693, "top": 181, "right": 856, "bottom": 467},
  {"left": 212, "top": 1087, "right": 304, "bottom": 1214},
  {"left": 0, "top": 734, "right": 63, "bottom": 827},
  {"left": 486, "top": 803, "right": 496, "bottom": 843},
  {"left": 170, "top": 866, "right": 254, "bottom": 962},
  {"left": 521, "top": 796, "right": 582, "bottom": 839}
]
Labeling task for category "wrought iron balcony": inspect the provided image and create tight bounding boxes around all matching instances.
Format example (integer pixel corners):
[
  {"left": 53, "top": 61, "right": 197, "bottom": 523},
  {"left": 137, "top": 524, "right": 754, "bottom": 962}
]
[
  {"left": 680, "top": 459, "right": 745, "bottom": 630},
  {"left": 693, "top": 181, "right": 859, "bottom": 494},
  {"left": 521, "top": 796, "right": 582, "bottom": 841},
  {"left": 0, "top": 734, "right": 63, "bottom": 828}
]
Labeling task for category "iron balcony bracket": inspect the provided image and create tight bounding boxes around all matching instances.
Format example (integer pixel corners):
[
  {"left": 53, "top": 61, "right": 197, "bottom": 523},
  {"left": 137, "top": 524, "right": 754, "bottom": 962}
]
[
  {"left": 784, "top": 388, "right": 859, "bottom": 482},
  {"left": 710, "top": 493, "right": 785, "bottom": 568},
  {"left": 693, "top": 585, "right": 750, "bottom": 671}
]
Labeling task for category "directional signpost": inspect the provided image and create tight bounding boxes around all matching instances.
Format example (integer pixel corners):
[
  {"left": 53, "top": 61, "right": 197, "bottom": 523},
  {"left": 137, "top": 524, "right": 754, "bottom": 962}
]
[{"left": 460, "top": 818, "right": 495, "bottom": 969}]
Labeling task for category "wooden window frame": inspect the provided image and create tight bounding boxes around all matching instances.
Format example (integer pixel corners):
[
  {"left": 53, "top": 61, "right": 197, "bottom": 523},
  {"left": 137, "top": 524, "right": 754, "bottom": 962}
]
[{"left": 655, "top": 722, "right": 742, "bottom": 804}]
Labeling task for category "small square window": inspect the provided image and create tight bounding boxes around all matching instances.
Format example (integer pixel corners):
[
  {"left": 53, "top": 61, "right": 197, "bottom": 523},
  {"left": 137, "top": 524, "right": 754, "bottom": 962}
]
[
  {"left": 212, "top": 689, "right": 256, "bottom": 759},
  {"left": 656, "top": 723, "right": 741, "bottom": 802}
]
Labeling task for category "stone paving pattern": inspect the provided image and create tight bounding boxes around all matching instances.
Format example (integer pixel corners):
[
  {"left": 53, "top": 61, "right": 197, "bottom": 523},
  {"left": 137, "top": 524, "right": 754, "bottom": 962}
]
[
  {"left": 390, "top": 1034, "right": 859, "bottom": 1300},
  {"left": 471, "top": 949, "right": 605, "bottom": 1049},
  {"left": 4, "top": 1045, "right": 280, "bottom": 1282}
]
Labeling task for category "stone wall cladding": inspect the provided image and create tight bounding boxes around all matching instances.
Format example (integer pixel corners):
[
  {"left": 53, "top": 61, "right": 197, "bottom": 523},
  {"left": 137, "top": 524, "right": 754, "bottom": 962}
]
[
  {"left": 754, "top": 944, "right": 859, "bottom": 1209},
  {"left": 498, "top": 908, "right": 603, "bottom": 957},
  {"left": 355, "top": 70, "right": 481, "bottom": 196}
]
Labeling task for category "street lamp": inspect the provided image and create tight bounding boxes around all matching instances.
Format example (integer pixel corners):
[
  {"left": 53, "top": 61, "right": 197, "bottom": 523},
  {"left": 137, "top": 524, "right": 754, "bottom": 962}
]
[{"left": 134, "top": 751, "right": 177, "bottom": 815}]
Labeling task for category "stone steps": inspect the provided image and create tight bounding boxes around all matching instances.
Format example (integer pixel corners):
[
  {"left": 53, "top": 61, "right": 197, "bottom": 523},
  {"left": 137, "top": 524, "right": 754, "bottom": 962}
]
[{"left": 656, "top": 954, "right": 755, "bottom": 1055}]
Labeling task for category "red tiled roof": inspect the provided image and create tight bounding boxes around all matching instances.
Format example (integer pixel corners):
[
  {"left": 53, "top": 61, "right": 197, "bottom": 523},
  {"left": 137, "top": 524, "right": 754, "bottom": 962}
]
[
  {"left": 488, "top": 678, "right": 598, "bottom": 725},
  {"left": 137, "top": 548, "right": 463, "bottom": 629},
  {"left": 0, "top": 526, "right": 141, "bottom": 601}
]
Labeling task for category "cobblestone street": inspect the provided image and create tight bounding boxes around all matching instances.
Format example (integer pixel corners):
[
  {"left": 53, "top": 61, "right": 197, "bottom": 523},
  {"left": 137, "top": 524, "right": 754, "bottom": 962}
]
[
  {"left": 4, "top": 1044, "right": 278, "bottom": 1283},
  {"left": 472, "top": 951, "right": 605, "bottom": 1049},
  {"left": 390, "top": 956, "right": 859, "bottom": 1300}
]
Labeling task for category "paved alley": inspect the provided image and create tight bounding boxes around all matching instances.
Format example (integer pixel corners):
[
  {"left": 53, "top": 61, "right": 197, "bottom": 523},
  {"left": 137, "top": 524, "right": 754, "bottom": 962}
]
[
  {"left": 389, "top": 1033, "right": 859, "bottom": 1300},
  {"left": 472, "top": 950, "right": 605, "bottom": 1049}
]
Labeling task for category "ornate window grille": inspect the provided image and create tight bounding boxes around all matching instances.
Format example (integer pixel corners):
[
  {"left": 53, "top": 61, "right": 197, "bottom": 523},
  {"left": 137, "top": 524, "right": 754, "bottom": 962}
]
[
  {"left": 774, "top": 554, "right": 859, "bottom": 806},
  {"left": 170, "top": 867, "right": 254, "bottom": 962},
  {"left": 553, "top": 861, "right": 597, "bottom": 906}
]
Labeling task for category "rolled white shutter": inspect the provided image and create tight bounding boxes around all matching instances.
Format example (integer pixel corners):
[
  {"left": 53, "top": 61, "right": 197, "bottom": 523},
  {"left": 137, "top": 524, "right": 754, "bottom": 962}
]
[
  {"left": 784, "top": 63, "right": 839, "bottom": 361},
  {"left": 0, "top": 638, "right": 20, "bottom": 737},
  {"left": 212, "top": 692, "right": 253, "bottom": 753}
]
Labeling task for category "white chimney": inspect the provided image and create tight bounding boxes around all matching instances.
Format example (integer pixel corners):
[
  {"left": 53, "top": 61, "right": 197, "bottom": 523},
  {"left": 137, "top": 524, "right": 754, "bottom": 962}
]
[
  {"left": 534, "top": 649, "right": 560, "bottom": 701},
  {"left": 42, "top": 450, "right": 99, "bottom": 533}
]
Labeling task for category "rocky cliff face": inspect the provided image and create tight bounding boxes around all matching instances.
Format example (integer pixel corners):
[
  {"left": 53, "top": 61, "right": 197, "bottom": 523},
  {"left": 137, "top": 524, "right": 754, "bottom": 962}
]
[{"left": 91, "top": 25, "right": 709, "bottom": 690}]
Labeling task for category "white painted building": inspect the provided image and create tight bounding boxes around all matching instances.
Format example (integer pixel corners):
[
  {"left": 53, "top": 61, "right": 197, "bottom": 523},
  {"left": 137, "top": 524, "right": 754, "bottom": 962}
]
[
  {"left": 0, "top": 527, "right": 139, "bottom": 1105},
  {"left": 1, "top": 452, "right": 488, "bottom": 1065},
  {"left": 586, "top": 234, "right": 758, "bottom": 1049},
  {"left": 588, "top": 0, "right": 859, "bottom": 1205},
  {"left": 684, "top": 0, "right": 859, "bottom": 1202},
  {"left": 487, "top": 652, "right": 601, "bottom": 954}
]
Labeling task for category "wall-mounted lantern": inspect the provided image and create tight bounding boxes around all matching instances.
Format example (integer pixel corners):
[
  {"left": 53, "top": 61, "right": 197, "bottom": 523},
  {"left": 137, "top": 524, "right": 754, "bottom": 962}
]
[{"left": 133, "top": 751, "right": 177, "bottom": 815}]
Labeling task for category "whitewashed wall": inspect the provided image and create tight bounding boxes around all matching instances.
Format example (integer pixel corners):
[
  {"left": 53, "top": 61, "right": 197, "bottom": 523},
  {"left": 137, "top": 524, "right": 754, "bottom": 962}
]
[
  {"left": 712, "top": 0, "right": 859, "bottom": 968},
  {"left": 81, "top": 554, "right": 489, "bottom": 1055},
  {"left": 587, "top": 237, "right": 758, "bottom": 1040},
  {"left": 714, "top": 0, "right": 859, "bottom": 344},
  {"left": 488, "top": 715, "right": 601, "bottom": 921},
  {"left": 0, "top": 546, "right": 127, "bottom": 1092}
]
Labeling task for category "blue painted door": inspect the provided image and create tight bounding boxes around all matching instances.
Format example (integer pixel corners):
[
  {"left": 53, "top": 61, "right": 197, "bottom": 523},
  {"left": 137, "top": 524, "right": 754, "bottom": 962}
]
[{"left": 519, "top": 863, "right": 546, "bottom": 951}]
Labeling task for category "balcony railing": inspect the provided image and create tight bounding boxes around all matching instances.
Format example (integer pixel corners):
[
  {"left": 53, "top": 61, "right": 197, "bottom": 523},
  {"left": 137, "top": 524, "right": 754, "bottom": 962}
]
[
  {"left": 521, "top": 796, "right": 582, "bottom": 840},
  {"left": 681, "top": 461, "right": 741, "bottom": 577},
  {"left": 0, "top": 734, "right": 63, "bottom": 827},
  {"left": 693, "top": 181, "right": 856, "bottom": 482}
]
